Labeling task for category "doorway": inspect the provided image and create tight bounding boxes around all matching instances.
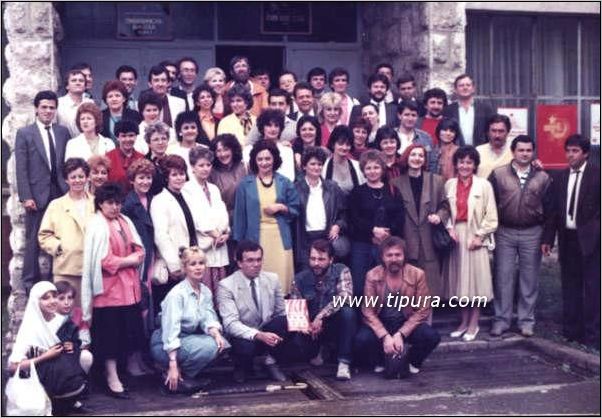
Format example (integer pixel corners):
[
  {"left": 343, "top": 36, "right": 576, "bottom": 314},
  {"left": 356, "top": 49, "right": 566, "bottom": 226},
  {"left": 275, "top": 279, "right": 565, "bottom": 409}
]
[{"left": 216, "top": 45, "right": 285, "bottom": 85}]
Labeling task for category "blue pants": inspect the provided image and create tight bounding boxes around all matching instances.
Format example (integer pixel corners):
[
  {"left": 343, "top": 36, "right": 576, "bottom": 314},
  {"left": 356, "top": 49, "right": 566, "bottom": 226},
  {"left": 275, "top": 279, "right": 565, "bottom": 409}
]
[
  {"left": 350, "top": 241, "right": 379, "bottom": 297},
  {"left": 292, "top": 306, "right": 357, "bottom": 364},
  {"left": 150, "top": 329, "right": 220, "bottom": 378},
  {"left": 354, "top": 322, "right": 440, "bottom": 368}
]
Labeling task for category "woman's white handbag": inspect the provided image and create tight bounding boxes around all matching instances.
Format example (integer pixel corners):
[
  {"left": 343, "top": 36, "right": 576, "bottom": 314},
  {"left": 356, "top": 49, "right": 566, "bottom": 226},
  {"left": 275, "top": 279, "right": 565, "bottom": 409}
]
[{"left": 5, "top": 362, "right": 52, "bottom": 416}]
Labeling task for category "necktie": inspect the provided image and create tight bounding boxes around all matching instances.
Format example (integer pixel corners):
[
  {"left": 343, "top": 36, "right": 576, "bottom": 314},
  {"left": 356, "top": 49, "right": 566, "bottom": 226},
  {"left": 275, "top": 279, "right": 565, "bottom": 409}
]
[
  {"left": 162, "top": 96, "right": 172, "bottom": 127},
  {"left": 568, "top": 170, "right": 580, "bottom": 220},
  {"left": 240, "top": 112, "right": 252, "bottom": 136},
  {"left": 250, "top": 278, "right": 260, "bottom": 310},
  {"left": 45, "top": 126, "right": 57, "bottom": 179}
]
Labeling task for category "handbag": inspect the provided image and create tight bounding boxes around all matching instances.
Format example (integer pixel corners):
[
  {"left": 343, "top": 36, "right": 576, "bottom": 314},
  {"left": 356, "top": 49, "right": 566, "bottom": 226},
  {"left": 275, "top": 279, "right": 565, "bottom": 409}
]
[
  {"left": 152, "top": 257, "right": 169, "bottom": 285},
  {"left": 428, "top": 173, "right": 455, "bottom": 254},
  {"left": 5, "top": 362, "right": 52, "bottom": 416}
]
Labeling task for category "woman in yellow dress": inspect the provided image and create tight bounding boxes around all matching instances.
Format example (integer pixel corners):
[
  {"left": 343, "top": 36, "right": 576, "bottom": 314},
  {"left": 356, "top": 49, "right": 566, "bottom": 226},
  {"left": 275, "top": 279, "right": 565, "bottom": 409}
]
[{"left": 233, "top": 140, "right": 300, "bottom": 294}]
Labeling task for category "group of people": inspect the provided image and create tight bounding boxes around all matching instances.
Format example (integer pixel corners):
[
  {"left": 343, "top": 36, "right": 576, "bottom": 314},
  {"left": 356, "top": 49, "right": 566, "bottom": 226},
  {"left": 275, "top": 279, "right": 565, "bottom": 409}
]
[{"left": 9, "top": 55, "right": 600, "bottom": 414}]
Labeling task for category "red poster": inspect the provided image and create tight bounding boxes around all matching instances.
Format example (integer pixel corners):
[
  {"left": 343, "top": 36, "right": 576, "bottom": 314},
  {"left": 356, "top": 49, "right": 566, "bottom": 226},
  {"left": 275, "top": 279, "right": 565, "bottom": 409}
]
[{"left": 536, "top": 105, "right": 578, "bottom": 169}]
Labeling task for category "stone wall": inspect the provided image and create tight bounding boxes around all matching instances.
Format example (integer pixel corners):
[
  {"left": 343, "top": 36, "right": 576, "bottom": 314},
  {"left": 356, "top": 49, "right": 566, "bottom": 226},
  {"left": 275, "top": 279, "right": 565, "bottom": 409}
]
[
  {"left": 424, "top": 2, "right": 466, "bottom": 93},
  {"left": 2, "top": 2, "right": 63, "bottom": 353},
  {"left": 361, "top": 2, "right": 466, "bottom": 96}
]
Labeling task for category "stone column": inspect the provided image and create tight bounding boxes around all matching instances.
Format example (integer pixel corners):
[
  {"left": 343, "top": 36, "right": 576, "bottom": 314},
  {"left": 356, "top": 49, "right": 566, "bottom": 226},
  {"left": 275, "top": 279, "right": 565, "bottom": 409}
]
[
  {"left": 360, "top": 2, "right": 466, "bottom": 95},
  {"left": 424, "top": 2, "right": 466, "bottom": 93},
  {"left": 2, "top": 2, "right": 63, "bottom": 354},
  {"left": 360, "top": 2, "right": 431, "bottom": 90}
]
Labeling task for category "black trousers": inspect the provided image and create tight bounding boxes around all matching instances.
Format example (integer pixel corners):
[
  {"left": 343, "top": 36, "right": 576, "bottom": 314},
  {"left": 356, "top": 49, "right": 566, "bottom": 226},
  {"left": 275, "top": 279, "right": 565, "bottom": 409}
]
[
  {"left": 23, "top": 208, "right": 48, "bottom": 292},
  {"left": 560, "top": 230, "right": 601, "bottom": 349},
  {"left": 229, "top": 315, "right": 300, "bottom": 369},
  {"left": 354, "top": 321, "right": 440, "bottom": 368}
]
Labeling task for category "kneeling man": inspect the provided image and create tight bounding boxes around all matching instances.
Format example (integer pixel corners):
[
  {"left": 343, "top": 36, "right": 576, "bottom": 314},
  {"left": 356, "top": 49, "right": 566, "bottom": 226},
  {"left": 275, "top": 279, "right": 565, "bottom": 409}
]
[
  {"left": 354, "top": 236, "right": 440, "bottom": 378},
  {"left": 217, "top": 240, "right": 293, "bottom": 383},
  {"left": 291, "top": 239, "right": 356, "bottom": 380}
]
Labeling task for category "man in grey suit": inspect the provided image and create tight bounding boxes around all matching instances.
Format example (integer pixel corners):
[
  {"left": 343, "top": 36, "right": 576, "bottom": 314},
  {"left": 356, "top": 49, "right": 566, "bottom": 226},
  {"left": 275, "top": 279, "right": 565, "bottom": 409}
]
[
  {"left": 217, "top": 240, "right": 294, "bottom": 383},
  {"left": 15, "top": 90, "right": 70, "bottom": 292}
]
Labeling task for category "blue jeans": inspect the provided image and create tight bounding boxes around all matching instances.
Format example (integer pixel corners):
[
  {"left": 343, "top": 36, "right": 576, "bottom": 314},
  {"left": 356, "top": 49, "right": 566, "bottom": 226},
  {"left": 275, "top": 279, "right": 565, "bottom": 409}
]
[
  {"left": 291, "top": 306, "right": 357, "bottom": 364},
  {"left": 350, "top": 241, "right": 379, "bottom": 297},
  {"left": 150, "top": 329, "right": 220, "bottom": 378}
]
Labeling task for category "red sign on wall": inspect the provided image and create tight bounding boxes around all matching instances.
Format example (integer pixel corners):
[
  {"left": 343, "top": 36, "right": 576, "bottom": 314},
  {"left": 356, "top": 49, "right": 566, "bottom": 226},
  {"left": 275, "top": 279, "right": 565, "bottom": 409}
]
[{"left": 536, "top": 105, "right": 578, "bottom": 169}]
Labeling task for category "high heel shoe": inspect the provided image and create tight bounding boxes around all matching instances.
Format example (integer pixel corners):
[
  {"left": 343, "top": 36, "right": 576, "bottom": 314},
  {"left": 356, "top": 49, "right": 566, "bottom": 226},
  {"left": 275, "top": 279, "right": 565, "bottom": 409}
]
[
  {"left": 462, "top": 327, "right": 480, "bottom": 342},
  {"left": 105, "top": 385, "right": 130, "bottom": 399},
  {"left": 450, "top": 327, "right": 468, "bottom": 338}
]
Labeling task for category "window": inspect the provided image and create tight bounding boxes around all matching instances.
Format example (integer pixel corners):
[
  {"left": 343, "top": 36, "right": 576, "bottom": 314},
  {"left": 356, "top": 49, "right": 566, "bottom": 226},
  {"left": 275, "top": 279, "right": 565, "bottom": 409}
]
[{"left": 467, "top": 12, "right": 600, "bottom": 139}]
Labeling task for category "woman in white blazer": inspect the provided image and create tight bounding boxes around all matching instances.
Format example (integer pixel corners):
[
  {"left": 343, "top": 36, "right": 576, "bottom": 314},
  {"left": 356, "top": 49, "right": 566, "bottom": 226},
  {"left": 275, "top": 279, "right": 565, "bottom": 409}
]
[
  {"left": 65, "top": 102, "right": 114, "bottom": 161},
  {"left": 149, "top": 154, "right": 197, "bottom": 307},
  {"left": 181, "top": 146, "right": 230, "bottom": 303},
  {"left": 444, "top": 146, "right": 498, "bottom": 342}
]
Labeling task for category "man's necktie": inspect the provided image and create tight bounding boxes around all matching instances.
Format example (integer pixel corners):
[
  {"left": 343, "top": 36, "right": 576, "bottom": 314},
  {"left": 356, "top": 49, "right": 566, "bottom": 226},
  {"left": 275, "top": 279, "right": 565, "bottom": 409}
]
[
  {"left": 45, "top": 126, "right": 57, "bottom": 179},
  {"left": 250, "top": 278, "right": 260, "bottom": 310},
  {"left": 568, "top": 170, "right": 580, "bottom": 220}
]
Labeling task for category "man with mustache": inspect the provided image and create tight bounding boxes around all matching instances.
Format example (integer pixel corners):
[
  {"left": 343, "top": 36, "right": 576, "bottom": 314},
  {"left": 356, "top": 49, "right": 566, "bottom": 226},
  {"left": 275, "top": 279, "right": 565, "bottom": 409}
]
[
  {"left": 291, "top": 239, "right": 356, "bottom": 381},
  {"left": 354, "top": 236, "right": 440, "bottom": 379}
]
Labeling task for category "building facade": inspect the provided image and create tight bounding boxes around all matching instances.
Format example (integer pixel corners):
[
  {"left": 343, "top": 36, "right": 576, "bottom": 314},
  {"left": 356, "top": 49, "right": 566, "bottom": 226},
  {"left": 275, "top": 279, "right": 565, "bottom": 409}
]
[{"left": 1, "top": 1, "right": 600, "bottom": 350}]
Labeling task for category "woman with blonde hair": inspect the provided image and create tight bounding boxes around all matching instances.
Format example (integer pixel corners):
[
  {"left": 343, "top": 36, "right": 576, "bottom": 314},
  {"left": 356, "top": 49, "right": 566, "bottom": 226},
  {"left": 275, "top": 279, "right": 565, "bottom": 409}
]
[
  {"left": 86, "top": 155, "right": 111, "bottom": 195},
  {"left": 318, "top": 92, "right": 343, "bottom": 147},
  {"left": 204, "top": 67, "right": 227, "bottom": 119},
  {"left": 150, "top": 246, "right": 227, "bottom": 394}
]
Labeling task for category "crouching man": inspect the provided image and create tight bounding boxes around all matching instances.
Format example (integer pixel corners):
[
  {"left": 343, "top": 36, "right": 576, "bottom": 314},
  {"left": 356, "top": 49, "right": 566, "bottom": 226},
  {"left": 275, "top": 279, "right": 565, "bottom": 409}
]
[
  {"left": 354, "top": 236, "right": 440, "bottom": 378},
  {"left": 291, "top": 239, "right": 356, "bottom": 380},
  {"left": 217, "top": 240, "right": 294, "bottom": 383}
]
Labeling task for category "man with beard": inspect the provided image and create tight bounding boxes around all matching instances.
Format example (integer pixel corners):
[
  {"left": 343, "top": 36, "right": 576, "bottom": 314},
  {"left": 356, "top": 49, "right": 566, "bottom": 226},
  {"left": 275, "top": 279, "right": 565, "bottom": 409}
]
[
  {"left": 417, "top": 88, "right": 448, "bottom": 144},
  {"left": 225, "top": 55, "right": 268, "bottom": 117},
  {"left": 291, "top": 240, "right": 356, "bottom": 380},
  {"left": 375, "top": 63, "right": 397, "bottom": 104},
  {"left": 350, "top": 73, "right": 397, "bottom": 127},
  {"left": 354, "top": 236, "right": 440, "bottom": 379}
]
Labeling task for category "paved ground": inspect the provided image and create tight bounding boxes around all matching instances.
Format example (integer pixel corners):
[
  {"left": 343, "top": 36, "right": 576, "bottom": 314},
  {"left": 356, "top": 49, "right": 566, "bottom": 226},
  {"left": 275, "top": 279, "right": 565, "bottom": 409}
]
[
  {"left": 3, "top": 252, "right": 600, "bottom": 415},
  {"left": 81, "top": 325, "right": 600, "bottom": 416}
]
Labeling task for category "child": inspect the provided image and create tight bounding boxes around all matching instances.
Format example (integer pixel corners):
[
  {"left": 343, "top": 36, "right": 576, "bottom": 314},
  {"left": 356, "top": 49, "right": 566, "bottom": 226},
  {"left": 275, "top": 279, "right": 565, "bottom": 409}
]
[
  {"left": 55, "top": 280, "right": 94, "bottom": 374},
  {"left": 8, "top": 281, "right": 87, "bottom": 415}
]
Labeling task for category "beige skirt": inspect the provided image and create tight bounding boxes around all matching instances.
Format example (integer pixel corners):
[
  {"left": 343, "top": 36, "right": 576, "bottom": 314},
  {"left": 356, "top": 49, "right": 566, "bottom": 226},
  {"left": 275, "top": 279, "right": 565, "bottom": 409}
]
[
  {"left": 444, "top": 222, "right": 493, "bottom": 300},
  {"left": 260, "top": 222, "right": 294, "bottom": 294}
]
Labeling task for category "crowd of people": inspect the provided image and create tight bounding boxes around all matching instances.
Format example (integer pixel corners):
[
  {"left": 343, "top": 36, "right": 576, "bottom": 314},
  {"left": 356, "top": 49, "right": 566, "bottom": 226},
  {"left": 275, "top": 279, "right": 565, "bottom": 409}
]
[{"left": 9, "top": 56, "right": 600, "bottom": 414}]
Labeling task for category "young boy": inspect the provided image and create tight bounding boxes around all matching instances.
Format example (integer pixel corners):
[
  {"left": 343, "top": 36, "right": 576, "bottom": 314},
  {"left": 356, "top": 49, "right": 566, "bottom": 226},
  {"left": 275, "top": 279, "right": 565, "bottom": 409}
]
[{"left": 55, "top": 281, "right": 94, "bottom": 374}]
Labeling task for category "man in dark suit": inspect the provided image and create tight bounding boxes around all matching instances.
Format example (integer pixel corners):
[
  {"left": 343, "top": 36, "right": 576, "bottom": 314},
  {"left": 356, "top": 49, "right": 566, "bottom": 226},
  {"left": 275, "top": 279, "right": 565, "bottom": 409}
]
[
  {"left": 171, "top": 57, "right": 199, "bottom": 111},
  {"left": 542, "top": 134, "right": 600, "bottom": 349},
  {"left": 442, "top": 73, "right": 494, "bottom": 146},
  {"left": 15, "top": 90, "right": 70, "bottom": 292},
  {"left": 350, "top": 73, "right": 398, "bottom": 127}
]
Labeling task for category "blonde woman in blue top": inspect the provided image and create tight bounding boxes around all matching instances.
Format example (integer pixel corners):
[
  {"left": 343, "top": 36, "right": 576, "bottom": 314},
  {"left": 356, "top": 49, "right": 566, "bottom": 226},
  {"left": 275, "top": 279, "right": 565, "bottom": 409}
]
[{"left": 150, "top": 246, "right": 228, "bottom": 394}]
